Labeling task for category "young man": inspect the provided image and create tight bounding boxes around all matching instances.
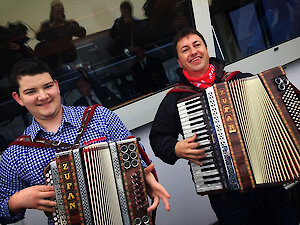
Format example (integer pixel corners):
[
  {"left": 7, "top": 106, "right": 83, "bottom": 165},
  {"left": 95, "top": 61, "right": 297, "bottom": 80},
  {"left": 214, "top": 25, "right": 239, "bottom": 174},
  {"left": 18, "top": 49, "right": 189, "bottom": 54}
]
[
  {"left": 0, "top": 58, "right": 170, "bottom": 224},
  {"left": 149, "top": 27, "right": 298, "bottom": 225}
]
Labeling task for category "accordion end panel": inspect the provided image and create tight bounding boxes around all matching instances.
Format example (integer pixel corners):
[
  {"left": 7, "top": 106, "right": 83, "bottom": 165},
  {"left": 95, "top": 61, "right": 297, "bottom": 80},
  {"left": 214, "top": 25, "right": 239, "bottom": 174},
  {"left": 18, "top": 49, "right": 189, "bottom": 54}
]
[
  {"left": 115, "top": 138, "right": 152, "bottom": 225},
  {"left": 258, "top": 66, "right": 300, "bottom": 182},
  {"left": 259, "top": 66, "right": 300, "bottom": 149}
]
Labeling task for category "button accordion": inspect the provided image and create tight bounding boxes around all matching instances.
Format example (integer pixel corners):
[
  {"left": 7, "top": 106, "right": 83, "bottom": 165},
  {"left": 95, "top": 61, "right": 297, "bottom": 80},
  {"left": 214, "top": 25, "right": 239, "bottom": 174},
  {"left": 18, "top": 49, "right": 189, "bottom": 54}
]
[
  {"left": 177, "top": 66, "right": 300, "bottom": 195},
  {"left": 44, "top": 137, "right": 152, "bottom": 225}
]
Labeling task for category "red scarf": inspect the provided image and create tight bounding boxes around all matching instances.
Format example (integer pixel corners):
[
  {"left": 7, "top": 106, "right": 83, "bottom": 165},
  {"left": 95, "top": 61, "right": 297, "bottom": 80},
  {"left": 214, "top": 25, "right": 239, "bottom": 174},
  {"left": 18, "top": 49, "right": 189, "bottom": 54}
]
[{"left": 183, "top": 64, "right": 215, "bottom": 89}]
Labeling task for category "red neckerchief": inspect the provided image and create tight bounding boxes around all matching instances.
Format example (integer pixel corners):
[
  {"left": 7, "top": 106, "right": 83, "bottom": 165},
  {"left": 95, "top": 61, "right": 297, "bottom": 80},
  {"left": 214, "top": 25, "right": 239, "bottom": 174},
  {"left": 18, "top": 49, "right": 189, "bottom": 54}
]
[{"left": 183, "top": 64, "right": 215, "bottom": 89}]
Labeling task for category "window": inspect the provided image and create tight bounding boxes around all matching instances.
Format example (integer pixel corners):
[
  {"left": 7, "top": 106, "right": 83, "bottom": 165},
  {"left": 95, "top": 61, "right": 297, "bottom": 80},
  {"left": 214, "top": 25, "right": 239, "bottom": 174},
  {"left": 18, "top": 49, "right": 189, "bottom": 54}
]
[
  {"left": 0, "top": 0, "right": 195, "bottom": 153},
  {"left": 210, "top": 0, "right": 300, "bottom": 64}
]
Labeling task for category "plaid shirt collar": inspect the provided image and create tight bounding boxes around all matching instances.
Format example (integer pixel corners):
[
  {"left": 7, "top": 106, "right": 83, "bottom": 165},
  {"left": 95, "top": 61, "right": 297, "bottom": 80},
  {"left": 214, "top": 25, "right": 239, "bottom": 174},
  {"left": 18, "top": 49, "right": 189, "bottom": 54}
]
[{"left": 27, "top": 105, "right": 81, "bottom": 141}]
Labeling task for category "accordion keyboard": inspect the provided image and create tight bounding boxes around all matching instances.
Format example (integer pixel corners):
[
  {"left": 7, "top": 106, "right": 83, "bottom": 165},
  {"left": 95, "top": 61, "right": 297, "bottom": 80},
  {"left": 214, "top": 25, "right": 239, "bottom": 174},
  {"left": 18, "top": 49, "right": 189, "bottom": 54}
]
[{"left": 177, "top": 95, "right": 224, "bottom": 193}]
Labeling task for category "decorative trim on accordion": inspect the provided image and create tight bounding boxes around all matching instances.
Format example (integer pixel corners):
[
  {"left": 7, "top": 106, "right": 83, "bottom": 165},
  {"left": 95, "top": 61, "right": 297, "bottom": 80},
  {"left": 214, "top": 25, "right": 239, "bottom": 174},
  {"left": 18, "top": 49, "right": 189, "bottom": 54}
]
[
  {"left": 214, "top": 82, "right": 255, "bottom": 190},
  {"left": 206, "top": 86, "right": 240, "bottom": 190}
]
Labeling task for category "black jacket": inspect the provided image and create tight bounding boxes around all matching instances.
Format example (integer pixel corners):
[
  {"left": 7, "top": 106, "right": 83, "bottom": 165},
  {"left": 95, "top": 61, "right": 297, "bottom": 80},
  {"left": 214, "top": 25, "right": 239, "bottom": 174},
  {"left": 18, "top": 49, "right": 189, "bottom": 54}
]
[
  {"left": 73, "top": 86, "right": 121, "bottom": 108},
  {"left": 131, "top": 56, "right": 169, "bottom": 95},
  {"left": 149, "top": 57, "right": 252, "bottom": 165}
]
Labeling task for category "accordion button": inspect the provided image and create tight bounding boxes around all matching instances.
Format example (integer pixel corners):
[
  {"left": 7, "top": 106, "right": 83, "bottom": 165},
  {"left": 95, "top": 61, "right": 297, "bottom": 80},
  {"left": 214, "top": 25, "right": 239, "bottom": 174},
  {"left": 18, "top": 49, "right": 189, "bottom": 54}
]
[
  {"left": 142, "top": 215, "right": 150, "bottom": 223},
  {"left": 128, "top": 143, "right": 136, "bottom": 151},
  {"left": 134, "top": 217, "right": 142, "bottom": 225},
  {"left": 124, "top": 161, "right": 131, "bottom": 169},
  {"left": 120, "top": 145, "right": 128, "bottom": 153},
  {"left": 122, "top": 153, "right": 130, "bottom": 161},
  {"left": 131, "top": 159, "right": 139, "bottom": 167},
  {"left": 130, "top": 151, "right": 138, "bottom": 159}
]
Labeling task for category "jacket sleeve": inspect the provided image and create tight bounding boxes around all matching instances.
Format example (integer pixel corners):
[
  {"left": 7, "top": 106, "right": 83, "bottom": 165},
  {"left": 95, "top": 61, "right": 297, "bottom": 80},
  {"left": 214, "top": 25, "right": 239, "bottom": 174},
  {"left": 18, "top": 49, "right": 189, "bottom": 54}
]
[{"left": 149, "top": 94, "right": 182, "bottom": 165}]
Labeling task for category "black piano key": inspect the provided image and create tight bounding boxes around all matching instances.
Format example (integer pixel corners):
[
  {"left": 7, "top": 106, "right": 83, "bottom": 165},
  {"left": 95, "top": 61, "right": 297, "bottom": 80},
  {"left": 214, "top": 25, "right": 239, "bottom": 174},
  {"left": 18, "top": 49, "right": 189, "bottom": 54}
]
[
  {"left": 201, "top": 166, "right": 217, "bottom": 172},
  {"left": 199, "top": 156, "right": 214, "bottom": 161},
  {"left": 203, "top": 173, "right": 220, "bottom": 180},
  {"left": 201, "top": 161, "right": 214, "bottom": 167},
  {"left": 204, "top": 179, "right": 221, "bottom": 185},
  {"left": 192, "top": 127, "right": 208, "bottom": 134}
]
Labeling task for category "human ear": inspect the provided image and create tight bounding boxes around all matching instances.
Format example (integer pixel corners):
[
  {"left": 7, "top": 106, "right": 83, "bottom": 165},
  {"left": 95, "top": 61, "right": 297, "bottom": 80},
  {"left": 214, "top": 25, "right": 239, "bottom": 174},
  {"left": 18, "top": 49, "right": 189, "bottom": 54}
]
[
  {"left": 54, "top": 80, "right": 61, "bottom": 94},
  {"left": 177, "top": 59, "right": 182, "bottom": 68},
  {"left": 12, "top": 92, "right": 25, "bottom": 106}
]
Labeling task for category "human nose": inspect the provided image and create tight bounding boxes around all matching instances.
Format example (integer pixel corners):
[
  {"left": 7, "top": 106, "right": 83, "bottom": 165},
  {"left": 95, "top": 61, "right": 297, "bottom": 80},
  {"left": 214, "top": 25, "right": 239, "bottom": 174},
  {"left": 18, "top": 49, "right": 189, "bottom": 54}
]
[
  {"left": 37, "top": 90, "right": 49, "bottom": 100},
  {"left": 190, "top": 46, "right": 198, "bottom": 56}
]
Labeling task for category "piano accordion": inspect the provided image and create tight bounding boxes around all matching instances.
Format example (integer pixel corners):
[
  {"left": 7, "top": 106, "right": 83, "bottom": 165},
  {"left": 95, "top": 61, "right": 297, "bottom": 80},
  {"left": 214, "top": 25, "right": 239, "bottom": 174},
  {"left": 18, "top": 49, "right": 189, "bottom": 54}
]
[
  {"left": 44, "top": 137, "right": 152, "bottom": 225},
  {"left": 177, "top": 66, "right": 300, "bottom": 195}
]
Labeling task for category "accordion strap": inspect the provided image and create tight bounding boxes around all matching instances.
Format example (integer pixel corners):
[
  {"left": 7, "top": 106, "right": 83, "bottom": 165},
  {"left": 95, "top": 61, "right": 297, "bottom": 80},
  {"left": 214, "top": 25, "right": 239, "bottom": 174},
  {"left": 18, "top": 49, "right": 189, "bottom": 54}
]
[
  {"left": 166, "top": 84, "right": 199, "bottom": 95},
  {"left": 73, "top": 104, "right": 100, "bottom": 145},
  {"left": 9, "top": 104, "right": 100, "bottom": 149},
  {"left": 221, "top": 71, "right": 241, "bottom": 82}
]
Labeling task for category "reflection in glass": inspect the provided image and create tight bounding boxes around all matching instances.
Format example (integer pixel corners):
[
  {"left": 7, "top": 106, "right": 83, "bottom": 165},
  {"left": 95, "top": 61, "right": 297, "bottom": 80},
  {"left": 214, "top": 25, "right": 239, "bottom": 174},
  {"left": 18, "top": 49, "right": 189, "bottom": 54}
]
[
  {"left": 210, "top": 0, "right": 300, "bottom": 64},
  {"left": 0, "top": 0, "right": 195, "bottom": 153}
]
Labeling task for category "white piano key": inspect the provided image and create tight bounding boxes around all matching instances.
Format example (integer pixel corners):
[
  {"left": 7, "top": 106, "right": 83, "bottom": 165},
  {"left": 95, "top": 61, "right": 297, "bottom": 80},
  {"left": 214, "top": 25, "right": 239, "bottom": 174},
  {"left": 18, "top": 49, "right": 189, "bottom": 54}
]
[
  {"left": 178, "top": 105, "right": 204, "bottom": 117},
  {"left": 177, "top": 97, "right": 202, "bottom": 107},
  {"left": 196, "top": 139, "right": 211, "bottom": 146},
  {"left": 181, "top": 117, "right": 204, "bottom": 127},
  {"left": 197, "top": 183, "right": 223, "bottom": 192},
  {"left": 184, "top": 129, "right": 208, "bottom": 138},
  {"left": 182, "top": 121, "right": 206, "bottom": 132},
  {"left": 199, "top": 164, "right": 216, "bottom": 170},
  {"left": 179, "top": 111, "right": 205, "bottom": 122}
]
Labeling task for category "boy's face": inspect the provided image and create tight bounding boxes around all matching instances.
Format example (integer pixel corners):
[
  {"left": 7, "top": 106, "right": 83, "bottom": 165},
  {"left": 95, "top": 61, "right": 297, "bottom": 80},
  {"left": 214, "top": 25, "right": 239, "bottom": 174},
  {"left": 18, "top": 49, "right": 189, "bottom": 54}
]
[
  {"left": 176, "top": 33, "right": 209, "bottom": 78},
  {"left": 12, "top": 72, "right": 62, "bottom": 123}
]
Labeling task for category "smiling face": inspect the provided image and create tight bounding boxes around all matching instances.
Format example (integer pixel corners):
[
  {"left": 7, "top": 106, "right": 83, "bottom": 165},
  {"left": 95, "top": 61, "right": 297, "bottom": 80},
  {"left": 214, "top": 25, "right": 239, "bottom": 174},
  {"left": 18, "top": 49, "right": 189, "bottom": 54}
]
[
  {"left": 12, "top": 72, "right": 62, "bottom": 124},
  {"left": 176, "top": 33, "right": 209, "bottom": 78}
]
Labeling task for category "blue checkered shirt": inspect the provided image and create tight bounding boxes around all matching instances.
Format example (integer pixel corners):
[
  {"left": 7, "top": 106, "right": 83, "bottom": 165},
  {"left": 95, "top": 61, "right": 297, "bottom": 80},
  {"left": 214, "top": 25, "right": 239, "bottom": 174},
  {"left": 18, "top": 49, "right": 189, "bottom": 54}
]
[{"left": 0, "top": 105, "right": 133, "bottom": 224}]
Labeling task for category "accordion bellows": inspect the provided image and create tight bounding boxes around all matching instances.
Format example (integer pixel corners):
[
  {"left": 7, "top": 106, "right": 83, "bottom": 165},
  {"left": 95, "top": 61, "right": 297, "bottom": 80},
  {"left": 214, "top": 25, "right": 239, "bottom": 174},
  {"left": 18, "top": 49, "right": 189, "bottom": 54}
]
[
  {"left": 45, "top": 138, "right": 152, "bottom": 225},
  {"left": 177, "top": 66, "right": 300, "bottom": 195}
]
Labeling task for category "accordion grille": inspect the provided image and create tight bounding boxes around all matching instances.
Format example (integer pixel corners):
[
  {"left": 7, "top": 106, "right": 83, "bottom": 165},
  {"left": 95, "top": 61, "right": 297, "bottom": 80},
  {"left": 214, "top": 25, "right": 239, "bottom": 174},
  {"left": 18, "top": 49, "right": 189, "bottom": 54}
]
[{"left": 83, "top": 144, "right": 123, "bottom": 225}]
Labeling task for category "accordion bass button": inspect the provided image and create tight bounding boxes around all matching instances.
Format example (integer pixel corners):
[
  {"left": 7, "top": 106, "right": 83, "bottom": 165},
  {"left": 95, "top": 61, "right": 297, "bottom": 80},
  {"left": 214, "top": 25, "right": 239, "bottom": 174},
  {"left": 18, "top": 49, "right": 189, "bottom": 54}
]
[
  {"left": 128, "top": 143, "right": 136, "bottom": 151},
  {"left": 142, "top": 215, "right": 150, "bottom": 224},
  {"left": 134, "top": 217, "right": 142, "bottom": 225},
  {"left": 131, "top": 159, "right": 139, "bottom": 167},
  {"left": 130, "top": 151, "right": 138, "bottom": 159},
  {"left": 122, "top": 153, "right": 130, "bottom": 161},
  {"left": 123, "top": 161, "right": 131, "bottom": 169},
  {"left": 120, "top": 145, "right": 128, "bottom": 153}
]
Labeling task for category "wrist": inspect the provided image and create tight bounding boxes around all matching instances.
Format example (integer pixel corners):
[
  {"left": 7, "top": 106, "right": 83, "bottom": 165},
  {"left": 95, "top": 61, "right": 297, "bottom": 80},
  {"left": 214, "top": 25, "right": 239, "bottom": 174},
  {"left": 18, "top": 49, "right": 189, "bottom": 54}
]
[
  {"left": 8, "top": 192, "right": 24, "bottom": 216},
  {"left": 174, "top": 141, "right": 180, "bottom": 158}
]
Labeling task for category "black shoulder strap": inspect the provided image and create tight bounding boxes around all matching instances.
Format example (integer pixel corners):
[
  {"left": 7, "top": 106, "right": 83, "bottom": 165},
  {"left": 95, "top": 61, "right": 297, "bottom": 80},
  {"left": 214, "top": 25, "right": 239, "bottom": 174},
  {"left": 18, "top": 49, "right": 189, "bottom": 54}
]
[{"left": 9, "top": 104, "right": 100, "bottom": 149}]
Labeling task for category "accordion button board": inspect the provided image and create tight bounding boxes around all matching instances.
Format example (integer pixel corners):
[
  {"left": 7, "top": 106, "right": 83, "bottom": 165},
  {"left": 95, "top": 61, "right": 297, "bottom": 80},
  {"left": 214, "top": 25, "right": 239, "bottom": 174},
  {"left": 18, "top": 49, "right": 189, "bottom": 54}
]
[{"left": 44, "top": 138, "right": 152, "bottom": 225}]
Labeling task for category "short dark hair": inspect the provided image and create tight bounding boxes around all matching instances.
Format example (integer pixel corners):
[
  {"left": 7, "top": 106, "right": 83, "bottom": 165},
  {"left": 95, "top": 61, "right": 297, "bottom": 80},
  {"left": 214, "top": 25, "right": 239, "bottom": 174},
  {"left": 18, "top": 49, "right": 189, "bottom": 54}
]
[
  {"left": 10, "top": 58, "right": 53, "bottom": 93},
  {"left": 75, "top": 76, "right": 90, "bottom": 86},
  {"left": 120, "top": 1, "right": 132, "bottom": 12},
  {"left": 173, "top": 27, "right": 207, "bottom": 58}
]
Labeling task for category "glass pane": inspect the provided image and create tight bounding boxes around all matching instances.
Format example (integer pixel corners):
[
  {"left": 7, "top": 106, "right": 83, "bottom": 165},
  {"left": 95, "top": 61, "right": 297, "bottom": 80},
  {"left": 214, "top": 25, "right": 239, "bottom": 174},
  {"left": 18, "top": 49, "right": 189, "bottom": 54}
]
[
  {"left": 0, "top": 0, "right": 195, "bottom": 153},
  {"left": 210, "top": 0, "right": 300, "bottom": 64}
]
